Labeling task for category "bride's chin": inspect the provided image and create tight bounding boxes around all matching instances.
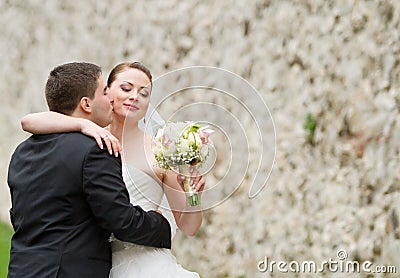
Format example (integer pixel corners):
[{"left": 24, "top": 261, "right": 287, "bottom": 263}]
[{"left": 123, "top": 113, "right": 142, "bottom": 123}]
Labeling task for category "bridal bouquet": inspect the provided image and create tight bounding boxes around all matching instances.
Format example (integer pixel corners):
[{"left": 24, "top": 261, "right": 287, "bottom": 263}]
[{"left": 152, "top": 121, "right": 214, "bottom": 206}]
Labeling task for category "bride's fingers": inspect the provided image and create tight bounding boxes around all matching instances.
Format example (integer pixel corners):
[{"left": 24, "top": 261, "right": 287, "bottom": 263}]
[
  {"left": 190, "top": 169, "right": 202, "bottom": 187},
  {"left": 177, "top": 171, "right": 205, "bottom": 192},
  {"left": 101, "top": 133, "right": 121, "bottom": 157},
  {"left": 94, "top": 135, "right": 104, "bottom": 150},
  {"left": 194, "top": 177, "right": 205, "bottom": 192},
  {"left": 102, "top": 136, "right": 113, "bottom": 156},
  {"left": 190, "top": 176, "right": 200, "bottom": 188},
  {"left": 113, "top": 141, "right": 121, "bottom": 157},
  {"left": 108, "top": 134, "right": 121, "bottom": 157}
]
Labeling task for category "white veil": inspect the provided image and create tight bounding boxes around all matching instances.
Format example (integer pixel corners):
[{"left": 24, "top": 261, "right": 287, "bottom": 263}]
[
  {"left": 139, "top": 104, "right": 178, "bottom": 238},
  {"left": 138, "top": 103, "right": 165, "bottom": 137}
]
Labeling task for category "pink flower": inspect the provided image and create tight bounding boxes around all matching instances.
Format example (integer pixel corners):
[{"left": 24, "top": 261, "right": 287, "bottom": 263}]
[
  {"left": 162, "top": 134, "right": 172, "bottom": 147},
  {"left": 200, "top": 131, "right": 210, "bottom": 144}
]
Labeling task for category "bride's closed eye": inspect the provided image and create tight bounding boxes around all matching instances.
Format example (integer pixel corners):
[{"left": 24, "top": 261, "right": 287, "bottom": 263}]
[
  {"left": 140, "top": 88, "right": 150, "bottom": 97},
  {"left": 121, "top": 85, "right": 131, "bottom": 92}
]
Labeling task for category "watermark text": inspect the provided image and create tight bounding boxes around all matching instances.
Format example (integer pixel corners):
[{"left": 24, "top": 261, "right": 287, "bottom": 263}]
[{"left": 257, "top": 250, "right": 397, "bottom": 274}]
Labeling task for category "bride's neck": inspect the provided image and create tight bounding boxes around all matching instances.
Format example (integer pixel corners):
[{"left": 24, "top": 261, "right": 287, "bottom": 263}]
[{"left": 109, "top": 116, "right": 141, "bottom": 142}]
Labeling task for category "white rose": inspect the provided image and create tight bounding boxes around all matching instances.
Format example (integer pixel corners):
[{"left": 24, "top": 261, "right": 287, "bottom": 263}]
[
  {"left": 155, "top": 127, "right": 164, "bottom": 140},
  {"left": 164, "top": 143, "right": 177, "bottom": 156},
  {"left": 152, "top": 142, "right": 163, "bottom": 156},
  {"left": 179, "top": 139, "right": 190, "bottom": 153}
]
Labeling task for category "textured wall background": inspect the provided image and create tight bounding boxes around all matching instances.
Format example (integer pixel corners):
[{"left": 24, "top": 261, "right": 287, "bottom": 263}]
[{"left": 1, "top": 0, "right": 400, "bottom": 277}]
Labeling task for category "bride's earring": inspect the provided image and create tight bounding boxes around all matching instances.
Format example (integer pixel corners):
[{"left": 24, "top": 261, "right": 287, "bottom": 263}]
[{"left": 143, "top": 118, "right": 146, "bottom": 124}]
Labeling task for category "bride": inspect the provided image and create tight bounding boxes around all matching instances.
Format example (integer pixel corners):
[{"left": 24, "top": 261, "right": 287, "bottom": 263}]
[{"left": 21, "top": 62, "right": 204, "bottom": 277}]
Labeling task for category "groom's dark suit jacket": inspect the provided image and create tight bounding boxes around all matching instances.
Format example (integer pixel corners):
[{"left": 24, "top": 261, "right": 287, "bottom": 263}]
[{"left": 7, "top": 132, "right": 171, "bottom": 278}]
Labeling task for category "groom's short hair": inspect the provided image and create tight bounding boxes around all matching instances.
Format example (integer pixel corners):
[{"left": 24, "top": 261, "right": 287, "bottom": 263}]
[{"left": 45, "top": 62, "right": 102, "bottom": 115}]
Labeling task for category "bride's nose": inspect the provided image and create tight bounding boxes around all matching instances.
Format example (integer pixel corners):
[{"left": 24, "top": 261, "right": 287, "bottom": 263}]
[{"left": 129, "top": 90, "right": 139, "bottom": 100}]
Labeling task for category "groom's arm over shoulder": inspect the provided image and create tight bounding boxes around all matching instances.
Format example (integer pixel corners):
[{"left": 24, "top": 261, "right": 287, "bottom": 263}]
[{"left": 82, "top": 141, "right": 171, "bottom": 249}]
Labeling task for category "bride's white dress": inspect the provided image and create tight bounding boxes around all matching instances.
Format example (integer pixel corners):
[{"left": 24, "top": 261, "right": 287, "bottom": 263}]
[{"left": 109, "top": 164, "right": 199, "bottom": 278}]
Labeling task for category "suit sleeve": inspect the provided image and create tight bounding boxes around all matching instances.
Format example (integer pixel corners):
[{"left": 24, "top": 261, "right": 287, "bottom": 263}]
[{"left": 82, "top": 143, "right": 171, "bottom": 249}]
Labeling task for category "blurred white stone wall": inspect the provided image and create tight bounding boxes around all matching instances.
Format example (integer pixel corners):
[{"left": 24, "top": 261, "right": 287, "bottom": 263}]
[{"left": 1, "top": 0, "right": 400, "bottom": 277}]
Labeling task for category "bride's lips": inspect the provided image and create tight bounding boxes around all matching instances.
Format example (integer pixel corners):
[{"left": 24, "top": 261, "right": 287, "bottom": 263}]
[{"left": 124, "top": 103, "right": 139, "bottom": 111}]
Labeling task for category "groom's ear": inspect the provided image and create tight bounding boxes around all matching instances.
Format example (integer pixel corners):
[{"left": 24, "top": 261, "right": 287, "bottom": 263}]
[{"left": 79, "top": 97, "right": 92, "bottom": 113}]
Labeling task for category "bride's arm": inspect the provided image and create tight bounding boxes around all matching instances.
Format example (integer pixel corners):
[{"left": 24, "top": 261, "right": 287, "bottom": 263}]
[
  {"left": 161, "top": 167, "right": 205, "bottom": 236},
  {"left": 21, "top": 111, "right": 121, "bottom": 156}
]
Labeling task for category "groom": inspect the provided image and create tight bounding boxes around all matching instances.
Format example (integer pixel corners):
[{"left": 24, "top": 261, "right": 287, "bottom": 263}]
[{"left": 7, "top": 62, "right": 171, "bottom": 277}]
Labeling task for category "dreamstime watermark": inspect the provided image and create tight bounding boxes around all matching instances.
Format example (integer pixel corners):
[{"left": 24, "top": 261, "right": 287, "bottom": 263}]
[{"left": 257, "top": 250, "right": 397, "bottom": 274}]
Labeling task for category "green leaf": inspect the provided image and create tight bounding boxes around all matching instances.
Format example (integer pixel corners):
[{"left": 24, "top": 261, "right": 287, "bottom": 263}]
[{"left": 304, "top": 112, "right": 317, "bottom": 144}]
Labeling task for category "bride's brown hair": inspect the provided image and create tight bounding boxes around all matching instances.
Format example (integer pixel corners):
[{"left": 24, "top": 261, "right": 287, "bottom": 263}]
[{"left": 107, "top": 62, "right": 152, "bottom": 88}]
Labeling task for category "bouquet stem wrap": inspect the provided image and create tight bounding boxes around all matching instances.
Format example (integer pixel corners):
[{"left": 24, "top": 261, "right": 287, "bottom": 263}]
[{"left": 178, "top": 164, "right": 200, "bottom": 206}]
